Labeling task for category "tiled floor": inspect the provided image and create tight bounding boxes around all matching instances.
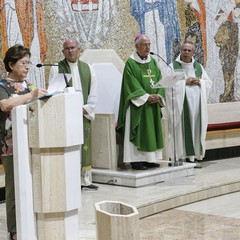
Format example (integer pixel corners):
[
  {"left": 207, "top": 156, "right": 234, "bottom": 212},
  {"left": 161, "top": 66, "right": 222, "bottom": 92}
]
[{"left": 0, "top": 158, "right": 240, "bottom": 239}]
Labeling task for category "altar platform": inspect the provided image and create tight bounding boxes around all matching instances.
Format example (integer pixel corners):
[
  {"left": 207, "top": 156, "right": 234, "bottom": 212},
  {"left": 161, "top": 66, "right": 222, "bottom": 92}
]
[{"left": 92, "top": 161, "right": 195, "bottom": 187}]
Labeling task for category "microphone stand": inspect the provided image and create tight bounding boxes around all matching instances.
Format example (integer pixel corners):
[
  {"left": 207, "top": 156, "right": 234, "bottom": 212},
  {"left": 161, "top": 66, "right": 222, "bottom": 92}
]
[
  {"left": 58, "top": 65, "right": 70, "bottom": 88},
  {"left": 150, "top": 52, "right": 172, "bottom": 72},
  {"left": 150, "top": 52, "right": 182, "bottom": 167},
  {"left": 36, "top": 63, "right": 70, "bottom": 88}
]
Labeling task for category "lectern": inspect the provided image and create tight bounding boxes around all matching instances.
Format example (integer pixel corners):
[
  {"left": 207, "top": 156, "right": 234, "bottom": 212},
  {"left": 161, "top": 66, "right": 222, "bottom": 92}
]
[
  {"left": 153, "top": 70, "right": 185, "bottom": 165},
  {"left": 12, "top": 89, "right": 83, "bottom": 240}
]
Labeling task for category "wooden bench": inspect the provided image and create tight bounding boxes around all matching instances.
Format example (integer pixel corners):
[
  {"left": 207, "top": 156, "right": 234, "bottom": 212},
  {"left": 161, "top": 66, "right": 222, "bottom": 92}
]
[{"left": 206, "top": 102, "right": 240, "bottom": 150}]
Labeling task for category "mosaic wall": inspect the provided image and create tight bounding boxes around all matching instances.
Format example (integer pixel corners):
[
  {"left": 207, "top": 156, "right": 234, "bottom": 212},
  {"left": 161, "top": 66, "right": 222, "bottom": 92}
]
[{"left": 0, "top": 0, "right": 240, "bottom": 103}]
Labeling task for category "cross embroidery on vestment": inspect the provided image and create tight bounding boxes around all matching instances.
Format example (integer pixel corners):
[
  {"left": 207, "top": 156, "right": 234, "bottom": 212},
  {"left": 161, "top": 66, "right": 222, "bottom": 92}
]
[{"left": 143, "top": 69, "right": 155, "bottom": 88}]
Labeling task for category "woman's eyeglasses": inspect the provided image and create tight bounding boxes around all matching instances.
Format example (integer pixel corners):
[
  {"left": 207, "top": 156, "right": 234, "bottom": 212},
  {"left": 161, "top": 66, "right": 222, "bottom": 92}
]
[{"left": 19, "top": 61, "right": 32, "bottom": 66}]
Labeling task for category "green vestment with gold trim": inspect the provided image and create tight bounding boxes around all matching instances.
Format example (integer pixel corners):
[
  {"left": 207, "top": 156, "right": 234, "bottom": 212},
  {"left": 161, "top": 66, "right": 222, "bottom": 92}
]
[{"left": 117, "top": 57, "right": 165, "bottom": 152}]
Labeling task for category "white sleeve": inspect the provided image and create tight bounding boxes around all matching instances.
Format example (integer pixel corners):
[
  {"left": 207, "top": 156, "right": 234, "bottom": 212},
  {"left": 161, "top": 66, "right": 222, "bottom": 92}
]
[
  {"left": 200, "top": 66, "right": 212, "bottom": 99},
  {"left": 131, "top": 93, "right": 149, "bottom": 107},
  {"left": 83, "top": 65, "right": 98, "bottom": 121}
]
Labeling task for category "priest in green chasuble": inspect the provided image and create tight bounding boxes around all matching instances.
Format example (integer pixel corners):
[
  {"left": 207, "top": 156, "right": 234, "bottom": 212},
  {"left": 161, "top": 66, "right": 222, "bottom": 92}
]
[
  {"left": 49, "top": 38, "right": 98, "bottom": 190},
  {"left": 117, "top": 34, "right": 165, "bottom": 170}
]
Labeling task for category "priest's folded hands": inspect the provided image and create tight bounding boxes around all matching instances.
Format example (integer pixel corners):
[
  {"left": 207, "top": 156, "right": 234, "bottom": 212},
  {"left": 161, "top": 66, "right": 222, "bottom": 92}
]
[
  {"left": 186, "top": 77, "right": 201, "bottom": 86},
  {"left": 147, "top": 94, "right": 162, "bottom": 104}
]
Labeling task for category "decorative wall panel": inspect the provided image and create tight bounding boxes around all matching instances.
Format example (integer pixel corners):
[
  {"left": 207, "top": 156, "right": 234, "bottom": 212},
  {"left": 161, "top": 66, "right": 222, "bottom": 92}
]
[{"left": 0, "top": 0, "right": 239, "bottom": 102}]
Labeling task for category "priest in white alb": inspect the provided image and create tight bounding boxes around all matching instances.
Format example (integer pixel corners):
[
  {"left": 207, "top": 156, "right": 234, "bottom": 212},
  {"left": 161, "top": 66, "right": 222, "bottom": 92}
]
[
  {"left": 49, "top": 38, "right": 98, "bottom": 190},
  {"left": 165, "top": 41, "right": 212, "bottom": 168}
]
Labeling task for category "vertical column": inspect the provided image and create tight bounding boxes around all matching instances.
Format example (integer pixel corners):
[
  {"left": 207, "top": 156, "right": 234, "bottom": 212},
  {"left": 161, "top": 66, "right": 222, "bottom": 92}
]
[{"left": 12, "top": 105, "right": 37, "bottom": 240}]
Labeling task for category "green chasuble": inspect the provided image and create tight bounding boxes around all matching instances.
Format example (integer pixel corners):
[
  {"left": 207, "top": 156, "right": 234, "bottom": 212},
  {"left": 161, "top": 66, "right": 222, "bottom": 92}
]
[
  {"left": 58, "top": 59, "right": 92, "bottom": 170},
  {"left": 117, "top": 57, "right": 165, "bottom": 152},
  {"left": 173, "top": 60, "right": 203, "bottom": 156}
]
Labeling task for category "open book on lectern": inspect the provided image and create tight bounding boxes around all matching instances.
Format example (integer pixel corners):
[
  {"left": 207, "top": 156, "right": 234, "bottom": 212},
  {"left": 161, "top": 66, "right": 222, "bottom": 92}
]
[
  {"left": 34, "top": 73, "right": 72, "bottom": 101},
  {"left": 47, "top": 73, "right": 72, "bottom": 94},
  {"left": 153, "top": 69, "right": 185, "bottom": 89}
]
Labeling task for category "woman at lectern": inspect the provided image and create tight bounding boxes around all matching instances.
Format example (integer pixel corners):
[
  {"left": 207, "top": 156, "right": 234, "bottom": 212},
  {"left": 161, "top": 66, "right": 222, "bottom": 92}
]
[{"left": 0, "top": 44, "right": 47, "bottom": 240}]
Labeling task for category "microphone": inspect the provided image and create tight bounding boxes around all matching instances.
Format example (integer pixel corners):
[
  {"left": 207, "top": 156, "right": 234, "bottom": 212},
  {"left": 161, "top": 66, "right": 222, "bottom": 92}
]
[
  {"left": 36, "top": 63, "right": 69, "bottom": 87},
  {"left": 150, "top": 52, "right": 172, "bottom": 71},
  {"left": 36, "top": 63, "right": 58, "bottom": 67}
]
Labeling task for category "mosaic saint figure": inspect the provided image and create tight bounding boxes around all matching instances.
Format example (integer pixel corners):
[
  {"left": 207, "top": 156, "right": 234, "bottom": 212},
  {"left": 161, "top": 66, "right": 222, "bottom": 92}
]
[
  {"left": 55, "top": 0, "right": 118, "bottom": 48},
  {"left": 130, "top": 0, "right": 181, "bottom": 64},
  {"left": 0, "top": 0, "right": 47, "bottom": 88},
  {"left": 214, "top": 20, "right": 239, "bottom": 102}
]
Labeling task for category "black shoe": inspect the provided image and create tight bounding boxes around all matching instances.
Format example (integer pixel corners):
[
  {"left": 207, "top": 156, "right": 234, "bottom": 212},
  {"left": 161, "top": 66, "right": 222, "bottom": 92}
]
[
  {"left": 185, "top": 159, "right": 202, "bottom": 168},
  {"left": 193, "top": 160, "right": 202, "bottom": 168},
  {"left": 130, "top": 162, "right": 148, "bottom": 170},
  {"left": 144, "top": 162, "right": 160, "bottom": 168},
  {"left": 118, "top": 163, "right": 131, "bottom": 170},
  {"left": 10, "top": 232, "right": 17, "bottom": 240},
  {"left": 81, "top": 184, "right": 99, "bottom": 190},
  {"left": 0, "top": 187, "right": 5, "bottom": 204}
]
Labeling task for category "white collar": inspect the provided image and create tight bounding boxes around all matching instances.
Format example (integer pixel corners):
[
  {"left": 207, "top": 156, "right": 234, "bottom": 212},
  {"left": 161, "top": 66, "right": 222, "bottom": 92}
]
[
  {"left": 66, "top": 60, "right": 78, "bottom": 67},
  {"left": 130, "top": 51, "right": 151, "bottom": 64},
  {"left": 175, "top": 55, "right": 195, "bottom": 65}
]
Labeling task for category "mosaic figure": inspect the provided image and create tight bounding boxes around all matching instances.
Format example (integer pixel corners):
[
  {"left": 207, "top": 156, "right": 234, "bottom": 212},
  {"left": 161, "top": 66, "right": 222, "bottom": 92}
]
[
  {"left": 214, "top": 20, "right": 239, "bottom": 102},
  {"left": 233, "top": 2, "right": 240, "bottom": 100},
  {"left": 183, "top": 1, "right": 205, "bottom": 65},
  {"left": 71, "top": 0, "right": 99, "bottom": 12},
  {"left": 130, "top": 0, "right": 181, "bottom": 63},
  {"left": 185, "top": 22, "right": 204, "bottom": 65},
  {"left": 55, "top": 0, "right": 118, "bottom": 48},
  {"left": 0, "top": 0, "right": 47, "bottom": 88}
]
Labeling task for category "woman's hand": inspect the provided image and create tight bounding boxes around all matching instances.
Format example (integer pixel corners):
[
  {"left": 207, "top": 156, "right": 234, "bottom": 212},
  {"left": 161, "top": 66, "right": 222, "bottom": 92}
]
[
  {"left": 0, "top": 88, "right": 48, "bottom": 112},
  {"left": 30, "top": 89, "right": 48, "bottom": 99}
]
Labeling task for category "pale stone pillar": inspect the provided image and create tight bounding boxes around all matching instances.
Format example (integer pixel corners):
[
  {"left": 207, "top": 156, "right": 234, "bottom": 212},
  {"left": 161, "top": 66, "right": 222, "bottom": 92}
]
[{"left": 12, "top": 105, "right": 38, "bottom": 240}]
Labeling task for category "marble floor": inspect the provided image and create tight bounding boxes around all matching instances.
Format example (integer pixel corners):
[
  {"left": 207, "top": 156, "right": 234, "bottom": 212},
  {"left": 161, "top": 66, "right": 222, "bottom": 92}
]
[
  {"left": 140, "top": 192, "right": 240, "bottom": 240},
  {"left": 0, "top": 157, "right": 240, "bottom": 239}
]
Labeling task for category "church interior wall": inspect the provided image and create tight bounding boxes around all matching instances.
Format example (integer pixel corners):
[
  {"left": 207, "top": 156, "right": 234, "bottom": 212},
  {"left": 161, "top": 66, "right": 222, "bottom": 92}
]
[{"left": 0, "top": 0, "right": 239, "bottom": 103}]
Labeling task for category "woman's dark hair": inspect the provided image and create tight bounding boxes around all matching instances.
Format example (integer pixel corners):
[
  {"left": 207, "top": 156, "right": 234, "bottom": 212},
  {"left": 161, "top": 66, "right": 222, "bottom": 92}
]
[{"left": 3, "top": 44, "right": 31, "bottom": 72}]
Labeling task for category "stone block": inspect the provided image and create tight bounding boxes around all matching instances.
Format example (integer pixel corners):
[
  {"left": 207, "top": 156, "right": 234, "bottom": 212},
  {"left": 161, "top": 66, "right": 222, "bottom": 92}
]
[
  {"left": 95, "top": 201, "right": 139, "bottom": 240},
  {"left": 27, "top": 92, "right": 83, "bottom": 148},
  {"left": 32, "top": 146, "right": 81, "bottom": 213},
  {"left": 92, "top": 114, "right": 117, "bottom": 170}
]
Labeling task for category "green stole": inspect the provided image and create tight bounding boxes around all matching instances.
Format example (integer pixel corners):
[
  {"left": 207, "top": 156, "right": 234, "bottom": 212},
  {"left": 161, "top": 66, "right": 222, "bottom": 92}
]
[
  {"left": 59, "top": 59, "right": 92, "bottom": 170},
  {"left": 173, "top": 60, "right": 203, "bottom": 156}
]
